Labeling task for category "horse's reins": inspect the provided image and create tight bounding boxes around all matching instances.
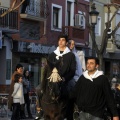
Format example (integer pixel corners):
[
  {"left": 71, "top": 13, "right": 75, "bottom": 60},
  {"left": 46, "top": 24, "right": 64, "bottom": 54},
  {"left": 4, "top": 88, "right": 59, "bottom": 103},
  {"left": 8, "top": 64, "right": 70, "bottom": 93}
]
[
  {"left": 42, "top": 65, "right": 66, "bottom": 108},
  {"left": 41, "top": 96, "right": 59, "bottom": 105},
  {"left": 41, "top": 97, "right": 66, "bottom": 110}
]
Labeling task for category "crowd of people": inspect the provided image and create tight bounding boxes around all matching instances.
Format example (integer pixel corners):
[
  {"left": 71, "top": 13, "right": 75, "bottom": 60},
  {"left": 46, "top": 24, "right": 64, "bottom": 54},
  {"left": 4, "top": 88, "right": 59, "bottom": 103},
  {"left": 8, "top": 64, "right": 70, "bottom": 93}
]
[
  {"left": 8, "top": 64, "right": 33, "bottom": 120},
  {"left": 8, "top": 34, "right": 119, "bottom": 120},
  {"left": 34, "top": 35, "right": 119, "bottom": 120}
]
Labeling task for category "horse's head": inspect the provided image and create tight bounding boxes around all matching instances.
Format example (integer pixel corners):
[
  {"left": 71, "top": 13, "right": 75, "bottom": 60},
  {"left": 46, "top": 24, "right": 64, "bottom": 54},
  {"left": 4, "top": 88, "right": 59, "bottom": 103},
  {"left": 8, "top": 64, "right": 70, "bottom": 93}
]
[
  {"left": 48, "top": 81, "right": 61, "bottom": 101},
  {"left": 41, "top": 59, "right": 66, "bottom": 120},
  {"left": 44, "top": 59, "right": 62, "bottom": 101}
]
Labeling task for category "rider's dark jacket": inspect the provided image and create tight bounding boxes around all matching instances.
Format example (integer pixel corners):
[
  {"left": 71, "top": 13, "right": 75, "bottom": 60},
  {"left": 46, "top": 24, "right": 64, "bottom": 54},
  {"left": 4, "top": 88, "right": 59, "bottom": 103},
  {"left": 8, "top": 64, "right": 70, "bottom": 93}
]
[
  {"left": 47, "top": 47, "right": 76, "bottom": 97},
  {"left": 48, "top": 47, "right": 76, "bottom": 83}
]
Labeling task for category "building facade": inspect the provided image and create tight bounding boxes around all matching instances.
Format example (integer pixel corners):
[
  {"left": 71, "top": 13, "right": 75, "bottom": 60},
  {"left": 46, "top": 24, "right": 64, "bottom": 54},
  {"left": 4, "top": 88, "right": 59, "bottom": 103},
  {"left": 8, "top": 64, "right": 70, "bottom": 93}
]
[
  {"left": 0, "top": 0, "right": 90, "bottom": 93},
  {"left": 89, "top": 0, "right": 120, "bottom": 80},
  {"left": 0, "top": 0, "right": 19, "bottom": 92},
  {"left": 104, "top": 0, "right": 120, "bottom": 80}
]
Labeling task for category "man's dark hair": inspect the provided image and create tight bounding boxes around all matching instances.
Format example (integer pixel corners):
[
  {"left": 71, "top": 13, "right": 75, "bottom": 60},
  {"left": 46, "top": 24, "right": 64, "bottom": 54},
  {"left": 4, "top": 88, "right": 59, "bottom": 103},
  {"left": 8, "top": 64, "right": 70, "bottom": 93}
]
[
  {"left": 87, "top": 57, "right": 99, "bottom": 65},
  {"left": 58, "top": 34, "right": 68, "bottom": 42},
  {"left": 14, "top": 74, "right": 23, "bottom": 83},
  {"left": 15, "top": 64, "right": 23, "bottom": 71}
]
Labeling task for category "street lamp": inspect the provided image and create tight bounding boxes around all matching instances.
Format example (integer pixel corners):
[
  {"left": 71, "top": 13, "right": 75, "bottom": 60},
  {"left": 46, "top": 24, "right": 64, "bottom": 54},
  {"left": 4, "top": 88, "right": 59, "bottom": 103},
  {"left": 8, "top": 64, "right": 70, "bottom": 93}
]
[{"left": 89, "top": 3, "right": 99, "bottom": 56}]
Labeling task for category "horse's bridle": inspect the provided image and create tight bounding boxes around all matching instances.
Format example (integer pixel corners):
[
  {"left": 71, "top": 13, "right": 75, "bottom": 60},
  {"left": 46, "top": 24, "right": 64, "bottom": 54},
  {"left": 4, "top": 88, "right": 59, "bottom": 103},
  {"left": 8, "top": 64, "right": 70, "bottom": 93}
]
[
  {"left": 41, "top": 95, "right": 66, "bottom": 109},
  {"left": 41, "top": 82, "right": 61, "bottom": 105},
  {"left": 41, "top": 97, "right": 59, "bottom": 105}
]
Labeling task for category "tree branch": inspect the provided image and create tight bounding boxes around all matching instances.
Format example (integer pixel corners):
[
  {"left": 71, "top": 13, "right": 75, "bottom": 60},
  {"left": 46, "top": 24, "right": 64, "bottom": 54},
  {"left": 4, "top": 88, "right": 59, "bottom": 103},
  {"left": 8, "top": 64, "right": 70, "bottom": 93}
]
[
  {"left": 99, "top": 29, "right": 108, "bottom": 54},
  {"left": 109, "top": 6, "right": 119, "bottom": 23},
  {"left": 111, "top": 22, "right": 120, "bottom": 36},
  {"left": 100, "top": 4, "right": 119, "bottom": 54},
  {"left": 13, "top": 0, "right": 25, "bottom": 11}
]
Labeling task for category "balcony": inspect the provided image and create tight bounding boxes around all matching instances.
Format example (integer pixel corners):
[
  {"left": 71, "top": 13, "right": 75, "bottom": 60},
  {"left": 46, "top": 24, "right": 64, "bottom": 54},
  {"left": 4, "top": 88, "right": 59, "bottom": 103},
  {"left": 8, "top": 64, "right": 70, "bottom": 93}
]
[
  {"left": 20, "top": 0, "right": 49, "bottom": 21},
  {"left": 0, "top": 6, "right": 19, "bottom": 33},
  {"left": 62, "top": 26, "right": 85, "bottom": 45}
]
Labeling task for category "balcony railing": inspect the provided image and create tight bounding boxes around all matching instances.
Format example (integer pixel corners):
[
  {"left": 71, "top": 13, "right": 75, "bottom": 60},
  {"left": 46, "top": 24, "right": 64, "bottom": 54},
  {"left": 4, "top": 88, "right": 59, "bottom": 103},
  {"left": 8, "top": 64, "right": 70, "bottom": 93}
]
[
  {"left": 20, "top": 0, "right": 49, "bottom": 21},
  {"left": 62, "top": 26, "right": 85, "bottom": 43},
  {"left": 0, "top": 6, "right": 19, "bottom": 33}
]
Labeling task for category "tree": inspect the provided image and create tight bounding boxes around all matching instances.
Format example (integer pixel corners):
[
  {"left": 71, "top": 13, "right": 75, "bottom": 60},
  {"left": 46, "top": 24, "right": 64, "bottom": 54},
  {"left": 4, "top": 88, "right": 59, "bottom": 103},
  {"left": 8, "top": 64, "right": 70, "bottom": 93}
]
[{"left": 78, "top": 1, "right": 120, "bottom": 70}]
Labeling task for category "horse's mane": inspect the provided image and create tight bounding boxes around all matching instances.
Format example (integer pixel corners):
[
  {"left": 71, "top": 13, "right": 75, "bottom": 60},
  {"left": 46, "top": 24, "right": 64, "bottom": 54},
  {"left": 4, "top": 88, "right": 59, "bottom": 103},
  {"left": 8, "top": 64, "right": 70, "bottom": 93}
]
[
  {"left": 40, "top": 60, "right": 67, "bottom": 120},
  {"left": 41, "top": 64, "right": 52, "bottom": 93},
  {"left": 41, "top": 59, "right": 62, "bottom": 93}
]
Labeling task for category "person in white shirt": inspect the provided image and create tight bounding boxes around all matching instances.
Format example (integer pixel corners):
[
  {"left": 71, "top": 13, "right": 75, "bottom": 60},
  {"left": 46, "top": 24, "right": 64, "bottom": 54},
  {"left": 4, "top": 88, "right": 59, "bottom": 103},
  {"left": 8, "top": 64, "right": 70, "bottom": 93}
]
[
  {"left": 68, "top": 40, "right": 83, "bottom": 84},
  {"left": 11, "top": 74, "right": 24, "bottom": 120}
]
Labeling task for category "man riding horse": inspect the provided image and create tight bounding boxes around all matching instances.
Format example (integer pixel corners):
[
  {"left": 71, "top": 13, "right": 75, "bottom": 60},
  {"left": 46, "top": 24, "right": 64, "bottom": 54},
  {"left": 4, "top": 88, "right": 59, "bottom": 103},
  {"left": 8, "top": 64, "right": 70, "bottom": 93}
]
[{"left": 35, "top": 34, "right": 76, "bottom": 120}]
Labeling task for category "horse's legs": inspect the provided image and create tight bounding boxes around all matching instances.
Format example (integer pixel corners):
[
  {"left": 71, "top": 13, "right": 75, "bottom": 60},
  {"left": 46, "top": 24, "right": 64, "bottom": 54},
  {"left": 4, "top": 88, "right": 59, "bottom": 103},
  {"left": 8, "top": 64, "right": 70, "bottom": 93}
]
[
  {"left": 44, "top": 114, "right": 51, "bottom": 120},
  {"left": 54, "top": 115, "right": 64, "bottom": 120}
]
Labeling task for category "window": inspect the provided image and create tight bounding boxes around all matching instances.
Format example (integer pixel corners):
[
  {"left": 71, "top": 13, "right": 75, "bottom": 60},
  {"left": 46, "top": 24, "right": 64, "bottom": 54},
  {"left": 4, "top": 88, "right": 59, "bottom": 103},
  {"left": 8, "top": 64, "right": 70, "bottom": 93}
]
[
  {"left": 51, "top": 4, "right": 62, "bottom": 31},
  {"left": 67, "top": 2, "right": 71, "bottom": 26},
  {"left": 95, "top": 17, "right": 101, "bottom": 36},
  {"left": 66, "top": 0, "right": 74, "bottom": 26},
  {"left": 53, "top": 7, "right": 59, "bottom": 28}
]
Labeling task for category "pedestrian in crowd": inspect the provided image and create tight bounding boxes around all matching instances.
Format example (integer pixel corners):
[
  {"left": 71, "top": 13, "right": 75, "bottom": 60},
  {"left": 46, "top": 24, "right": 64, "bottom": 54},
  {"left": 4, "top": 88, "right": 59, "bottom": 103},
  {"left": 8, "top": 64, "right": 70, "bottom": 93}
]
[
  {"left": 34, "top": 34, "right": 76, "bottom": 120},
  {"left": 8, "top": 64, "right": 24, "bottom": 110},
  {"left": 11, "top": 74, "right": 24, "bottom": 120},
  {"left": 77, "top": 49, "right": 86, "bottom": 71},
  {"left": 70, "top": 57, "right": 119, "bottom": 120},
  {"left": 48, "top": 34, "right": 76, "bottom": 120},
  {"left": 115, "top": 84, "right": 120, "bottom": 108},
  {"left": 68, "top": 39, "right": 83, "bottom": 88},
  {"left": 23, "top": 70, "right": 33, "bottom": 118},
  {"left": 111, "top": 75, "right": 118, "bottom": 90},
  {"left": 67, "top": 39, "right": 83, "bottom": 120},
  {"left": 8, "top": 64, "right": 26, "bottom": 119}
]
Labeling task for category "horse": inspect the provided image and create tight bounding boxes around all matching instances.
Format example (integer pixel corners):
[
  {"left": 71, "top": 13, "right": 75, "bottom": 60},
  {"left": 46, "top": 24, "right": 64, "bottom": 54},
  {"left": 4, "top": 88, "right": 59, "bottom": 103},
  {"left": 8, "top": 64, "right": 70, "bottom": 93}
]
[{"left": 40, "top": 60, "right": 67, "bottom": 120}]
